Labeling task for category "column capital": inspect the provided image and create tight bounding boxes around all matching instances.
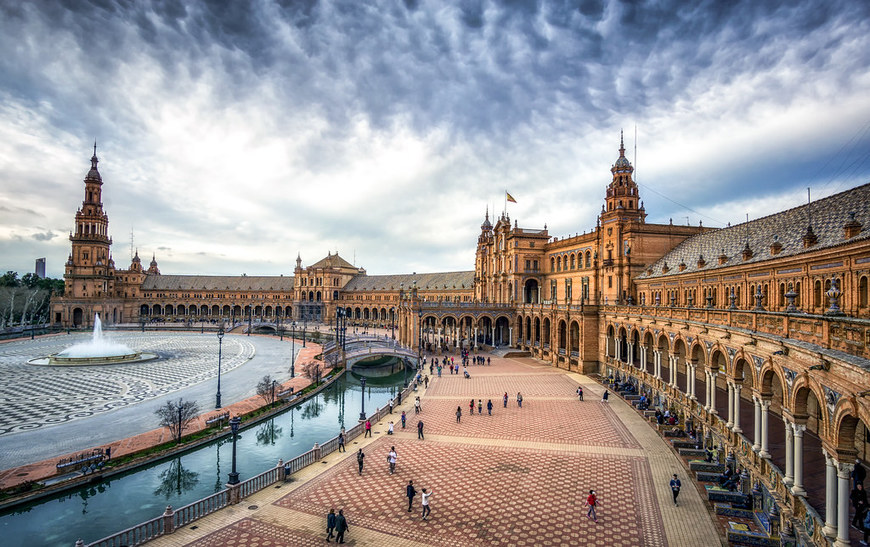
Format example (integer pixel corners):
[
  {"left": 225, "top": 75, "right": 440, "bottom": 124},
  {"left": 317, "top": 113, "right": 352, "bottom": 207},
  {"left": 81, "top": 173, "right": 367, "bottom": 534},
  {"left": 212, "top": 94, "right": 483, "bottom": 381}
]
[
  {"left": 760, "top": 400, "right": 772, "bottom": 411},
  {"left": 837, "top": 461, "right": 855, "bottom": 478},
  {"left": 792, "top": 423, "right": 807, "bottom": 435}
]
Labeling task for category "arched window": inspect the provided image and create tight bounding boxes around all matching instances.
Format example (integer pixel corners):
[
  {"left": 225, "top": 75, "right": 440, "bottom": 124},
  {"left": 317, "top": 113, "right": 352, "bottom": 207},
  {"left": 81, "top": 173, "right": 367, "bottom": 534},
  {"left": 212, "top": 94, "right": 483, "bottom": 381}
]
[
  {"left": 570, "top": 254, "right": 576, "bottom": 269},
  {"left": 585, "top": 251, "right": 591, "bottom": 268}
]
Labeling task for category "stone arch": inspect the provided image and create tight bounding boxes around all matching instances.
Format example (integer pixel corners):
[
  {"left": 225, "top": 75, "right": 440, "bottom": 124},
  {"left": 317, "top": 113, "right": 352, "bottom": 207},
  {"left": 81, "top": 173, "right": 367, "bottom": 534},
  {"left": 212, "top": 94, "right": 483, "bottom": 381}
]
[
  {"left": 558, "top": 319, "right": 567, "bottom": 351},
  {"left": 792, "top": 381, "right": 827, "bottom": 436},
  {"left": 570, "top": 320, "right": 580, "bottom": 357},
  {"left": 139, "top": 304, "right": 149, "bottom": 316},
  {"left": 542, "top": 317, "right": 551, "bottom": 347},
  {"left": 606, "top": 324, "right": 616, "bottom": 357},
  {"left": 534, "top": 317, "right": 541, "bottom": 345},
  {"left": 525, "top": 316, "right": 532, "bottom": 344},
  {"left": 709, "top": 349, "right": 729, "bottom": 416},
  {"left": 617, "top": 326, "right": 629, "bottom": 363}
]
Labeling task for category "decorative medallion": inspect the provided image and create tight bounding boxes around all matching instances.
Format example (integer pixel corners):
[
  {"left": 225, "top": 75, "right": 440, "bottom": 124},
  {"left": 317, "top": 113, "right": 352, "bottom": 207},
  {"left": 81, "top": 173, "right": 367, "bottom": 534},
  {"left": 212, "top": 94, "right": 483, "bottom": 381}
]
[
  {"left": 823, "top": 386, "right": 840, "bottom": 421},
  {"left": 782, "top": 367, "right": 796, "bottom": 397}
]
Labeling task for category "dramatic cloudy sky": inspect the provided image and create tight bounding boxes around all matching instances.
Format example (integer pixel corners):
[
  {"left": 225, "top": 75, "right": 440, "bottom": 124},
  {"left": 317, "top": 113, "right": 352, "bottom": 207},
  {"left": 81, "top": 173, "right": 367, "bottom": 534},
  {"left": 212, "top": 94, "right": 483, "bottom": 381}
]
[{"left": 1, "top": 0, "right": 869, "bottom": 278}]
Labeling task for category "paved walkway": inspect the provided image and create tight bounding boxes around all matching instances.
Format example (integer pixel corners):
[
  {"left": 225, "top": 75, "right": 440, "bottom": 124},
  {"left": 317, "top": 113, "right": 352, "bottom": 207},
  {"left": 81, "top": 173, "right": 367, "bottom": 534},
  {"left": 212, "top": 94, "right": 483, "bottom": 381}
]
[{"left": 148, "top": 353, "right": 724, "bottom": 546}]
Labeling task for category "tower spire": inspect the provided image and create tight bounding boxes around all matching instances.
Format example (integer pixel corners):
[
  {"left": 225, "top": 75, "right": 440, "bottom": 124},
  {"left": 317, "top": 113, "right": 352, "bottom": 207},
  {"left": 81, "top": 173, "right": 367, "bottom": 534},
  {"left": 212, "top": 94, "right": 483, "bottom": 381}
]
[{"left": 619, "top": 129, "right": 625, "bottom": 157}]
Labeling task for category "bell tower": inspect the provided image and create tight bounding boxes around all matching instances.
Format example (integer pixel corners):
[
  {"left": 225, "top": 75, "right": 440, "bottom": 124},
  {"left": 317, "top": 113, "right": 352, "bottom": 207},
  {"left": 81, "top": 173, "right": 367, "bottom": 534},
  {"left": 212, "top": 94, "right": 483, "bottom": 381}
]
[
  {"left": 65, "top": 144, "right": 114, "bottom": 300},
  {"left": 602, "top": 131, "right": 645, "bottom": 223}
]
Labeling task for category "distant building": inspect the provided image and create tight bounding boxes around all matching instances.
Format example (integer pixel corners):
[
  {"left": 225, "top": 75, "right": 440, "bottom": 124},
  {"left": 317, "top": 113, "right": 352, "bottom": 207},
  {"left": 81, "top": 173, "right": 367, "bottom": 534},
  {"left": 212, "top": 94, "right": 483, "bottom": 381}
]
[{"left": 34, "top": 258, "right": 45, "bottom": 279}]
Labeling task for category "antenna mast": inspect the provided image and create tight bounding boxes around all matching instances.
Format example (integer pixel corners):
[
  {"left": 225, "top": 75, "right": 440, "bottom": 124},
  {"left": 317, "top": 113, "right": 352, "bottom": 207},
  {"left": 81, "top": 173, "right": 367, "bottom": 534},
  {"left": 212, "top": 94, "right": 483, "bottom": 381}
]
[
  {"left": 634, "top": 124, "right": 637, "bottom": 181},
  {"left": 130, "top": 228, "right": 135, "bottom": 261}
]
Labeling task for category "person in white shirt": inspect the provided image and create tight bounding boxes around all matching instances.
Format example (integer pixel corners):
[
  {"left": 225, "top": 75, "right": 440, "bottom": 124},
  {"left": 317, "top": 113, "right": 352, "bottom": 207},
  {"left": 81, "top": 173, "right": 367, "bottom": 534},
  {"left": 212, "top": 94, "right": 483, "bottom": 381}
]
[
  {"left": 421, "top": 488, "right": 433, "bottom": 520},
  {"left": 388, "top": 447, "right": 397, "bottom": 475},
  {"left": 387, "top": 421, "right": 394, "bottom": 435}
]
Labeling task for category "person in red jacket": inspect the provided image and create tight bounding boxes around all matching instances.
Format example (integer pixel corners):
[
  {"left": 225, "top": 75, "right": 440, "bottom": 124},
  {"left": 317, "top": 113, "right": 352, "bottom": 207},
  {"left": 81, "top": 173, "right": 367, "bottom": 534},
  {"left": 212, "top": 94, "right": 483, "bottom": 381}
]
[{"left": 585, "top": 490, "right": 599, "bottom": 522}]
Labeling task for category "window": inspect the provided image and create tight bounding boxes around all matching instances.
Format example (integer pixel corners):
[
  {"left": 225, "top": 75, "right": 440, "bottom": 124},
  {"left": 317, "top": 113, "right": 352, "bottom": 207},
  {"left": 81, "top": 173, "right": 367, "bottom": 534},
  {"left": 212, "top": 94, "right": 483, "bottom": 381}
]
[{"left": 608, "top": 276, "right": 613, "bottom": 288}]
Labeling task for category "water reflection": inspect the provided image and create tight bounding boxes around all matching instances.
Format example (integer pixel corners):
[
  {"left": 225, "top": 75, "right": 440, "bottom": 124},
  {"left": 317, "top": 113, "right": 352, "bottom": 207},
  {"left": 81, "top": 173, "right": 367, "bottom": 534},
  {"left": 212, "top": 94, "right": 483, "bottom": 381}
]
[
  {"left": 255, "top": 419, "right": 283, "bottom": 446},
  {"left": 153, "top": 457, "right": 199, "bottom": 500}
]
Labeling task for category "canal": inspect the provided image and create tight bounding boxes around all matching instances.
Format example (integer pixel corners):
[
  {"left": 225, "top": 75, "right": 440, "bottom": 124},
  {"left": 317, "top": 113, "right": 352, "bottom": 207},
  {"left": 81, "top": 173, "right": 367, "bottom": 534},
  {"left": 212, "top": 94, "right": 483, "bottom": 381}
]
[{"left": 0, "top": 370, "right": 404, "bottom": 547}]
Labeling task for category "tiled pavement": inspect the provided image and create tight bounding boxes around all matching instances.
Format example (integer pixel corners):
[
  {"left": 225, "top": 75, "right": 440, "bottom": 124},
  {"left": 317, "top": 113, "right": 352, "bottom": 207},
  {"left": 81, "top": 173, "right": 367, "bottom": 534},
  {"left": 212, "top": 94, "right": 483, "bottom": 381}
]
[{"left": 150, "top": 352, "right": 724, "bottom": 546}]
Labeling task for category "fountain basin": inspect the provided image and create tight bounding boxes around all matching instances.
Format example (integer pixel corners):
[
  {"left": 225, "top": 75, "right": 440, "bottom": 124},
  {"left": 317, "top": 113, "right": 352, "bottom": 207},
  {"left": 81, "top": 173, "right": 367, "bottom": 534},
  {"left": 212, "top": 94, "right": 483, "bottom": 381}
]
[{"left": 28, "top": 352, "right": 159, "bottom": 366}]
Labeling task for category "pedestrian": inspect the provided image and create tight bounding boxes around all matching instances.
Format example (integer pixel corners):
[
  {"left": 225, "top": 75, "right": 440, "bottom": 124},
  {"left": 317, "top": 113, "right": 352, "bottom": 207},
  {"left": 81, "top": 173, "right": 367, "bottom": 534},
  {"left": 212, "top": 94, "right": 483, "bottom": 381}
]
[
  {"left": 863, "top": 506, "right": 870, "bottom": 546},
  {"left": 478, "top": 399, "right": 483, "bottom": 414},
  {"left": 389, "top": 398, "right": 394, "bottom": 413},
  {"left": 326, "top": 508, "right": 337, "bottom": 542},
  {"left": 335, "top": 509, "right": 348, "bottom": 544},
  {"left": 401, "top": 410, "right": 407, "bottom": 429},
  {"left": 852, "top": 483, "right": 868, "bottom": 527},
  {"left": 338, "top": 431, "right": 346, "bottom": 452},
  {"left": 517, "top": 392, "right": 523, "bottom": 408},
  {"left": 421, "top": 488, "right": 433, "bottom": 520},
  {"left": 388, "top": 446, "right": 398, "bottom": 474},
  {"left": 601, "top": 390, "right": 609, "bottom": 403},
  {"left": 470, "top": 399, "right": 475, "bottom": 415},
  {"left": 503, "top": 392, "right": 508, "bottom": 408},
  {"left": 388, "top": 421, "right": 394, "bottom": 435},
  {"left": 437, "top": 365, "right": 442, "bottom": 377},
  {"left": 397, "top": 391, "right": 402, "bottom": 405},
  {"left": 487, "top": 357, "right": 491, "bottom": 365},
  {"left": 415, "top": 396, "right": 422, "bottom": 414},
  {"left": 670, "top": 474, "right": 681, "bottom": 506},
  {"left": 365, "top": 419, "right": 372, "bottom": 437},
  {"left": 417, "top": 419, "right": 424, "bottom": 440},
  {"left": 406, "top": 480, "right": 417, "bottom": 512},
  {"left": 357, "top": 449, "right": 365, "bottom": 475},
  {"left": 585, "top": 490, "right": 599, "bottom": 522},
  {"left": 487, "top": 399, "right": 493, "bottom": 415},
  {"left": 456, "top": 406, "right": 462, "bottom": 423},
  {"left": 424, "top": 376, "right": 429, "bottom": 388},
  {"left": 577, "top": 386, "right": 584, "bottom": 401}
]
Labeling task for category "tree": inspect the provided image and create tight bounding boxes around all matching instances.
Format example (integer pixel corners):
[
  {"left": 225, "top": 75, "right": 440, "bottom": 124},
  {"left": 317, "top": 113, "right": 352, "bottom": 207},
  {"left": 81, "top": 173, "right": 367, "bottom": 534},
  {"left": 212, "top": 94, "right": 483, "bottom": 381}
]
[
  {"left": 155, "top": 398, "right": 201, "bottom": 444},
  {"left": 256, "top": 375, "right": 277, "bottom": 407},
  {"left": 0, "top": 271, "right": 20, "bottom": 287},
  {"left": 301, "top": 361, "right": 322, "bottom": 385}
]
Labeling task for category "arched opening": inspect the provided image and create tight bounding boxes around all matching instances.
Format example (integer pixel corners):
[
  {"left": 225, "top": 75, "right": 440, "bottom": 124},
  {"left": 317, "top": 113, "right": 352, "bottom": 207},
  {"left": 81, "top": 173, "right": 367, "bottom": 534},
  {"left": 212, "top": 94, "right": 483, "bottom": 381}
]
[
  {"left": 533, "top": 317, "right": 541, "bottom": 345},
  {"left": 791, "top": 385, "right": 827, "bottom": 515},
  {"left": 570, "top": 321, "right": 580, "bottom": 358},
  {"left": 558, "top": 320, "right": 567, "bottom": 352},
  {"left": 709, "top": 350, "right": 728, "bottom": 416},
  {"left": 542, "top": 318, "right": 551, "bottom": 349},
  {"left": 524, "top": 279, "right": 539, "bottom": 304},
  {"left": 139, "top": 304, "right": 149, "bottom": 317}
]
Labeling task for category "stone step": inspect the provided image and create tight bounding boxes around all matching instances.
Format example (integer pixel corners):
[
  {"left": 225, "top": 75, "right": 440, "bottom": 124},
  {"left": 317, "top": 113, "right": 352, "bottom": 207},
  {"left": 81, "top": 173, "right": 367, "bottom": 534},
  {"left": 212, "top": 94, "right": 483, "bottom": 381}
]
[{"left": 690, "top": 461, "right": 726, "bottom": 473}]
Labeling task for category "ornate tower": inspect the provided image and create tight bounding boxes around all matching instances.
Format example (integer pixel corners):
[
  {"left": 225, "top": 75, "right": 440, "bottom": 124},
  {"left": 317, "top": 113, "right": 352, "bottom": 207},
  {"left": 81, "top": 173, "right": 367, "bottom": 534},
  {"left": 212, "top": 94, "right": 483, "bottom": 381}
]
[
  {"left": 602, "top": 131, "right": 645, "bottom": 223},
  {"left": 65, "top": 145, "right": 114, "bottom": 301}
]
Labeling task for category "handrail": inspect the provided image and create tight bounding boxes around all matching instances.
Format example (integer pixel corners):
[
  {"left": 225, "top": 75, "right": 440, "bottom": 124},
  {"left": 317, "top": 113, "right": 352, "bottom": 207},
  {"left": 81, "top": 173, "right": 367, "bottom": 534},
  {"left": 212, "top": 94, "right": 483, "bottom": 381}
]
[
  {"left": 173, "top": 490, "right": 229, "bottom": 528},
  {"left": 87, "top": 515, "right": 165, "bottom": 547}
]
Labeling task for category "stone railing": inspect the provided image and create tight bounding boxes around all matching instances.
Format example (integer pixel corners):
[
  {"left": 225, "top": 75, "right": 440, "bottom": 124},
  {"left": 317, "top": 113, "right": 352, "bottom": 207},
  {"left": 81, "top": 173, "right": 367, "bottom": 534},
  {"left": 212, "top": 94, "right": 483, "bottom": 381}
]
[{"left": 82, "top": 383, "right": 416, "bottom": 547}]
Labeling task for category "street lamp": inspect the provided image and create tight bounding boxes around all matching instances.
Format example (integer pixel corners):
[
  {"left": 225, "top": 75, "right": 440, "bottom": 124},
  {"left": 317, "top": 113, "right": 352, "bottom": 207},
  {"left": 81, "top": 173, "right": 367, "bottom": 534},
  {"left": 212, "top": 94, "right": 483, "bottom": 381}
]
[
  {"left": 216, "top": 324, "right": 225, "bottom": 409},
  {"left": 291, "top": 321, "right": 296, "bottom": 378},
  {"left": 359, "top": 376, "right": 367, "bottom": 421},
  {"left": 227, "top": 416, "right": 241, "bottom": 485}
]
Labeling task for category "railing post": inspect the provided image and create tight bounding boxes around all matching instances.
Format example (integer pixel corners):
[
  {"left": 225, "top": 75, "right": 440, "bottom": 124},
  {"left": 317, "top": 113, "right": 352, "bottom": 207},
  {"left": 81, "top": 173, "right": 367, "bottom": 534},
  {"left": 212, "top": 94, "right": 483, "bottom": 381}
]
[
  {"left": 75, "top": 540, "right": 85, "bottom": 547},
  {"left": 277, "top": 459, "right": 285, "bottom": 481},
  {"left": 163, "top": 505, "right": 175, "bottom": 534},
  {"left": 313, "top": 442, "right": 321, "bottom": 461},
  {"left": 228, "top": 483, "right": 241, "bottom": 505}
]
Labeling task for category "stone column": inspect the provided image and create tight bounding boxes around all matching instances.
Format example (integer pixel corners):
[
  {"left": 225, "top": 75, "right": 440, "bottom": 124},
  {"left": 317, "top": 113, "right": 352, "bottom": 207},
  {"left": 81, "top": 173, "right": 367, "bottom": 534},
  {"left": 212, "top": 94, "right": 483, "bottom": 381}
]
[
  {"left": 791, "top": 423, "right": 807, "bottom": 497},
  {"left": 752, "top": 396, "right": 762, "bottom": 452},
  {"left": 627, "top": 342, "right": 635, "bottom": 365},
  {"left": 653, "top": 350, "right": 661, "bottom": 379},
  {"left": 835, "top": 461, "right": 854, "bottom": 547},
  {"left": 709, "top": 370, "right": 717, "bottom": 414},
  {"left": 782, "top": 417, "right": 794, "bottom": 487},
  {"left": 759, "top": 399, "right": 771, "bottom": 459},
  {"left": 473, "top": 327, "right": 478, "bottom": 349},
  {"left": 732, "top": 384, "right": 742, "bottom": 433},
  {"left": 640, "top": 347, "right": 648, "bottom": 372},
  {"left": 726, "top": 382, "right": 734, "bottom": 427},
  {"left": 491, "top": 325, "right": 495, "bottom": 346},
  {"left": 614, "top": 340, "right": 621, "bottom": 362},
  {"left": 823, "top": 450, "right": 837, "bottom": 538},
  {"left": 509, "top": 326, "right": 513, "bottom": 347},
  {"left": 671, "top": 356, "right": 679, "bottom": 387}
]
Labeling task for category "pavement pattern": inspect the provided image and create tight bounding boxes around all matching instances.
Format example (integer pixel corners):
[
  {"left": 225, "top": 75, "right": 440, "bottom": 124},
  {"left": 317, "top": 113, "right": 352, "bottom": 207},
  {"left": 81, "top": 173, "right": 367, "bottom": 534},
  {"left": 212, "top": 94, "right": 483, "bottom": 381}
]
[{"left": 150, "top": 352, "right": 724, "bottom": 547}]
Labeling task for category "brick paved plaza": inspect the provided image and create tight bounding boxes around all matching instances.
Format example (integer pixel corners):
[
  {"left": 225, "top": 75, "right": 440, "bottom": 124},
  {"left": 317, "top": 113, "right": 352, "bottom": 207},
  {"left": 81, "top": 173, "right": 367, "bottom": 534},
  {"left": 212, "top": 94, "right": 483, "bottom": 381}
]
[{"left": 151, "top": 353, "right": 723, "bottom": 546}]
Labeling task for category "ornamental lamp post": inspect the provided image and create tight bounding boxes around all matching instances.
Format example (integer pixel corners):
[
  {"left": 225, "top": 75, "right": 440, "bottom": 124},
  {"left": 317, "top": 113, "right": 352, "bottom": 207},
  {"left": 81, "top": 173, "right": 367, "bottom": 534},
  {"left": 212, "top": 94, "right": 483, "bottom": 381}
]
[
  {"left": 227, "top": 416, "right": 241, "bottom": 485},
  {"left": 291, "top": 321, "right": 296, "bottom": 378},
  {"left": 216, "top": 323, "right": 225, "bottom": 409},
  {"left": 359, "top": 376, "right": 367, "bottom": 421}
]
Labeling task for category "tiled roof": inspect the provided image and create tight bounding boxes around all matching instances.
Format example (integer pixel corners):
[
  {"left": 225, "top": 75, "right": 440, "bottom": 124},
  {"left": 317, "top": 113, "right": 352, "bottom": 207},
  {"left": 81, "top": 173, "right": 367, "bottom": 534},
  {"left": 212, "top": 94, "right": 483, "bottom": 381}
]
[
  {"left": 141, "top": 275, "right": 294, "bottom": 291},
  {"left": 639, "top": 183, "right": 870, "bottom": 279},
  {"left": 307, "top": 253, "right": 356, "bottom": 270},
  {"left": 344, "top": 271, "right": 475, "bottom": 291}
]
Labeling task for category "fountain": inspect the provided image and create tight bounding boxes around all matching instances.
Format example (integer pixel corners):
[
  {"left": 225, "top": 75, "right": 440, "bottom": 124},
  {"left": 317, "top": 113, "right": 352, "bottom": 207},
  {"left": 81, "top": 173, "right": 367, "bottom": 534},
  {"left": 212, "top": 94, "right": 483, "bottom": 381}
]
[{"left": 29, "top": 315, "right": 158, "bottom": 366}]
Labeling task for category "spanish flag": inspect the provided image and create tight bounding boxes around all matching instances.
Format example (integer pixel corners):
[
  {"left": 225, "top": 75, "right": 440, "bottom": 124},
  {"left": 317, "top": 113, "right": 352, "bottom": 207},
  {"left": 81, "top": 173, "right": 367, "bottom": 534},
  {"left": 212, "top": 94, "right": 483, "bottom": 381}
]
[{"left": 506, "top": 191, "right": 517, "bottom": 203}]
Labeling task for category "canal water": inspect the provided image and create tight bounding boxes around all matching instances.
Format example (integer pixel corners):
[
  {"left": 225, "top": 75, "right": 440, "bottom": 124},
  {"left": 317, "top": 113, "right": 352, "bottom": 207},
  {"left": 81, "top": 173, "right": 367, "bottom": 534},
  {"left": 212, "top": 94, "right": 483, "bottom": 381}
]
[{"left": 0, "top": 371, "right": 404, "bottom": 547}]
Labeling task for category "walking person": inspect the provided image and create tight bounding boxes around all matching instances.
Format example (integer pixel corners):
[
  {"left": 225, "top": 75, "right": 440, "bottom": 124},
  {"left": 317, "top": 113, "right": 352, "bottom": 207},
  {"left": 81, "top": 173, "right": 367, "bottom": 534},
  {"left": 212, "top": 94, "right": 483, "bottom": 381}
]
[
  {"left": 503, "top": 392, "right": 508, "bottom": 408},
  {"left": 470, "top": 399, "right": 475, "bottom": 415},
  {"left": 401, "top": 410, "right": 407, "bottom": 429},
  {"left": 389, "top": 398, "right": 394, "bottom": 413},
  {"left": 415, "top": 396, "right": 422, "bottom": 414},
  {"left": 456, "top": 406, "right": 462, "bottom": 423},
  {"left": 335, "top": 509, "right": 349, "bottom": 544},
  {"left": 357, "top": 449, "right": 365, "bottom": 475},
  {"left": 326, "top": 508, "right": 337, "bottom": 542},
  {"left": 852, "top": 483, "right": 868, "bottom": 527},
  {"left": 517, "top": 392, "right": 523, "bottom": 408},
  {"left": 601, "top": 390, "right": 609, "bottom": 403},
  {"left": 421, "top": 488, "right": 433, "bottom": 520},
  {"left": 585, "top": 490, "right": 599, "bottom": 522},
  {"left": 577, "top": 386, "right": 584, "bottom": 401},
  {"left": 388, "top": 421, "right": 394, "bottom": 435},
  {"left": 338, "top": 431, "right": 346, "bottom": 452},
  {"left": 670, "top": 474, "right": 682, "bottom": 506},
  {"left": 388, "top": 446, "right": 398, "bottom": 475},
  {"left": 364, "top": 419, "right": 372, "bottom": 437},
  {"left": 478, "top": 399, "right": 483, "bottom": 415},
  {"left": 487, "top": 399, "right": 493, "bottom": 415},
  {"left": 417, "top": 419, "right": 424, "bottom": 440},
  {"left": 406, "top": 480, "right": 417, "bottom": 512}
]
